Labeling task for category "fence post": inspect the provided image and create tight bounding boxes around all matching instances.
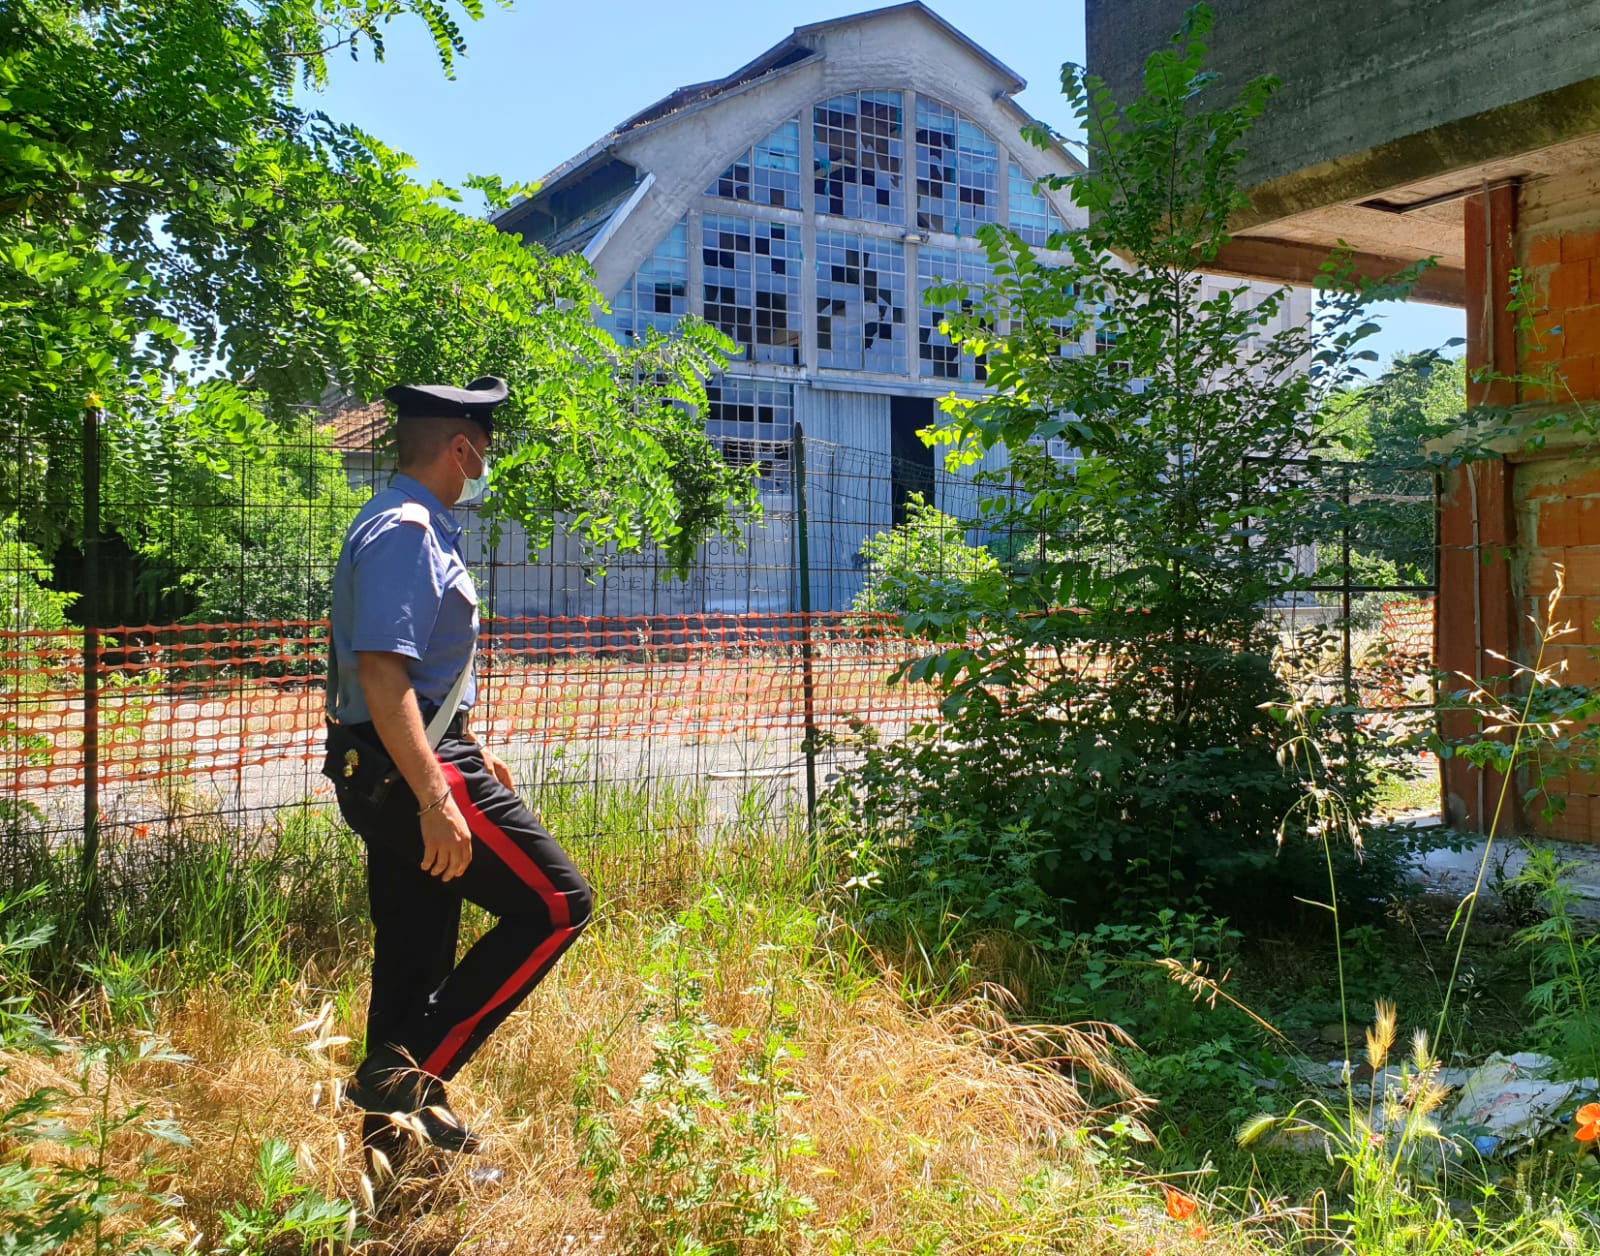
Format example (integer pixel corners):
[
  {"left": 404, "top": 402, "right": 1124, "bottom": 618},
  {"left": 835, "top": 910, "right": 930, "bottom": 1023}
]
[
  {"left": 1340, "top": 463, "right": 1357, "bottom": 802},
  {"left": 793, "top": 423, "right": 817, "bottom": 833},
  {"left": 80, "top": 404, "right": 101, "bottom": 888}
]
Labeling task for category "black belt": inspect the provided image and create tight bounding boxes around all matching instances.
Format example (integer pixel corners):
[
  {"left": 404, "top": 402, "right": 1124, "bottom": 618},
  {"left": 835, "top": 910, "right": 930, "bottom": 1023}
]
[{"left": 337, "top": 712, "right": 467, "bottom": 742}]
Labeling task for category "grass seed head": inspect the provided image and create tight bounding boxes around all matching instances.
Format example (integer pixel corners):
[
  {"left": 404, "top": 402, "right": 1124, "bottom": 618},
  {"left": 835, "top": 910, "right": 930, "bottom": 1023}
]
[{"left": 1365, "top": 999, "right": 1397, "bottom": 1071}]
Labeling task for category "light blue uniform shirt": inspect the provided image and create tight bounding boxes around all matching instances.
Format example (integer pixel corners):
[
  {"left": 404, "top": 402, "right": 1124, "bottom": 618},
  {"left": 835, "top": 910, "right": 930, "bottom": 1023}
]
[{"left": 329, "top": 473, "right": 478, "bottom": 724}]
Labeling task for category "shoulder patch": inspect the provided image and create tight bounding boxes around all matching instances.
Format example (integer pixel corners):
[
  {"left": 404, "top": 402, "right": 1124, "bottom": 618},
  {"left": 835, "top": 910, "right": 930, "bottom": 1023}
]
[{"left": 397, "top": 501, "right": 432, "bottom": 528}]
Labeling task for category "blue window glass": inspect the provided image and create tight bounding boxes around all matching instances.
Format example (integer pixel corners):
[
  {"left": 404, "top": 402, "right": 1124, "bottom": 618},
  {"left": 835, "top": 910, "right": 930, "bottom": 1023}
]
[
  {"left": 815, "top": 231, "right": 906, "bottom": 373},
  {"left": 915, "top": 99, "right": 999, "bottom": 235},
  {"left": 813, "top": 91, "right": 904, "bottom": 223},
  {"left": 600, "top": 218, "right": 688, "bottom": 344},
  {"left": 705, "top": 378, "right": 793, "bottom": 487},
  {"left": 706, "top": 119, "right": 802, "bottom": 209},
  {"left": 917, "top": 246, "right": 991, "bottom": 383},
  {"left": 702, "top": 213, "right": 801, "bottom": 364},
  {"left": 1007, "top": 163, "right": 1062, "bottom": 245}
]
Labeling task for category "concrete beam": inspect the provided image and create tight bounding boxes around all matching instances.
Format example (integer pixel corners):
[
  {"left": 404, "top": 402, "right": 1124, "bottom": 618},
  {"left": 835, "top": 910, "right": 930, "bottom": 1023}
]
[
  {"left": 1233, "top": 80, "right": 1600, "bottom": 235},
  {"left": 1203, "top": 237, "right": 1466, "bottom": 308}
]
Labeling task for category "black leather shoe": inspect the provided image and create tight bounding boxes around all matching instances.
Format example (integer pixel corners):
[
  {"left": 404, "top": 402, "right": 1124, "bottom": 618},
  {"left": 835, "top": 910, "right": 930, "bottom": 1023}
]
[
  {"left": 361, "top": 1112, "right": 413, "bottom": 1182},
  {"left": 414, "top": 1103, "right": 482, "bottom": 1155},
  {"left": 346, "top": 1047, "right": 443, "bottom": 1115}
]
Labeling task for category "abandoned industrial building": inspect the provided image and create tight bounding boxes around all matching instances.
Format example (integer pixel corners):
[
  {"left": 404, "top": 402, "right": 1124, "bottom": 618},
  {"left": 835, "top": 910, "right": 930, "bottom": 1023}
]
[{"left": 349, "top": 1, "right": 1308, "bottom": 619}]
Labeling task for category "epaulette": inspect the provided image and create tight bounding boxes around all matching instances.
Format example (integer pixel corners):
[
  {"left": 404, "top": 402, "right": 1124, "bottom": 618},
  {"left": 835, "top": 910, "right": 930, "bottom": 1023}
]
[{"left": 397, "top": 500, "right": 432, "bottom": 528}]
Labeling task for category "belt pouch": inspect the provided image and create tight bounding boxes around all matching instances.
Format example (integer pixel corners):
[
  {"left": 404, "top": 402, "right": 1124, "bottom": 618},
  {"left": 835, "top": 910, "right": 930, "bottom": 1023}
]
[{"left": 321, "top": 722, "right": 402, "bottom": 809}]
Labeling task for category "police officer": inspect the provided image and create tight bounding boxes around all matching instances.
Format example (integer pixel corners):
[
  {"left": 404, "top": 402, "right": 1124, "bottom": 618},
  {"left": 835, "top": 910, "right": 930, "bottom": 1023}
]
[{"left": 326, "top": 376, "right": 593, "bottom": 1170}]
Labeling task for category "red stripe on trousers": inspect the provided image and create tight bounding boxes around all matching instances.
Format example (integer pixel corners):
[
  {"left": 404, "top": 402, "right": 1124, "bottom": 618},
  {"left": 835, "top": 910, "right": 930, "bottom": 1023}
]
[
  {"left": 420, "top": 762, "right": 575, "bottom": 1077},
  {"left": 421, "top": 925, "right": 572, "bottom": 1077},
  {"left": 444, "top": 761, "right": 570, "bottom": 929}
]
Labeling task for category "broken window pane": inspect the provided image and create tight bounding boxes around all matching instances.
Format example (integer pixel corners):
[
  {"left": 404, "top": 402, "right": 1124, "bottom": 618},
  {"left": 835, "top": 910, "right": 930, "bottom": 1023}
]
[
  {"left": 600, "top": 217, "right": 688, "bottom": 344},
  {"left": 816, "top": 231, "right": 906, "bottom": 373},
  {"left": 915, "top": 99, "right": 999, "bottom": 235},
  {"left": 813, "top": 91, "right": 904, "bottom": 223},
  {"left": 917, "top": 246, "right": 990, "bottom": 383},
  {"left": 702, "top": 213, "right": 802, "bottom": 364},
  {"left": 1007, "top": 163, "right": 1062, "bottom": 244},
  {"left": 706, "top": 119, "right": 802, "bottom": 209},
  {"left": 705, "top": 377, "right": 793, "bottom": 487}
]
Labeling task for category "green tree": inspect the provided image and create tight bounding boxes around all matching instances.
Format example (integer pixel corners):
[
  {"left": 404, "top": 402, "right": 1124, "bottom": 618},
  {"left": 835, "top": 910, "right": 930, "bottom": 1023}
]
[
  {"left": 102, "top": 418, "right": 369, "bottom": 623},
  {"left": 0, "top": 0, "right": 753, "bottom": 579},
  {"left": 1328, "top": 351, "right": 1467, "bottom": 465},
  {"left": 841, "top": 5, "right": 1423, "bottom": 920},
  {"left": 1320, "top": 351, "right": 1464, "bottom": 587}
]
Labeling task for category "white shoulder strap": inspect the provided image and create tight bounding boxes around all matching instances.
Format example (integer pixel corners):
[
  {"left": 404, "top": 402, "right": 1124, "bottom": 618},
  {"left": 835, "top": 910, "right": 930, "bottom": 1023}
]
[{"left": 424, "top": 644, "right": 475, "bottom": 750}]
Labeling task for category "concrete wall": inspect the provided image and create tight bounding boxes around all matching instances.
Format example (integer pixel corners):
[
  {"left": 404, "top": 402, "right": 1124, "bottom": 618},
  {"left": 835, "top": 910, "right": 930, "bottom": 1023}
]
[{"left": 1087, "top": 0, "right": 1600, "bottom": 194}]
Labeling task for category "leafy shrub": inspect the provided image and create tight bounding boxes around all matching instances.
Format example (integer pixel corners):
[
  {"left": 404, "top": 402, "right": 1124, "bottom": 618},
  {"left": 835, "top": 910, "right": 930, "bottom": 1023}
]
[
  {"left": 0, "top": 515, "right": 76, "bottom": 637},
  {"left": 574, "top": 891, "right": 816, "bottom": 1255},
  {"left": 853, "top": 493, "right": 1002, "bottom": 617},
  {"left": 105, "top": 417, "right": 368, "bottom": 623}
]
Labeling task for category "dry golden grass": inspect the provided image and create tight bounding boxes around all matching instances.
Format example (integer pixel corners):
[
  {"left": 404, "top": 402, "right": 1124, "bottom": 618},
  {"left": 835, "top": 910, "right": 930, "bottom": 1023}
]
[{"left": 0, "top": 892, "right": 1285, "bottom": 1255}]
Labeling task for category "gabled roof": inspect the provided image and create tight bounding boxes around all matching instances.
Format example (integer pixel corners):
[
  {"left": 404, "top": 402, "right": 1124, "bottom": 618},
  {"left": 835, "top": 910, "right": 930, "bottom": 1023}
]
[
  {"left": 322, "top": 399, "right": 387, "bottom": 456},
  {"left": 493, "top": 2, "right": 1052, "bottom": 241},
  {"left": 792, "top": 3, "right": 1025, "bottom": 95}
]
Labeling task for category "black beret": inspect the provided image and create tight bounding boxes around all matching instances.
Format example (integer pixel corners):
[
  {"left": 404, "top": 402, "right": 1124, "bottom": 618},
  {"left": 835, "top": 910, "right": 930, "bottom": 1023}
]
[{"left": 384, "top": 376, "right": 508, "bottom": 434}]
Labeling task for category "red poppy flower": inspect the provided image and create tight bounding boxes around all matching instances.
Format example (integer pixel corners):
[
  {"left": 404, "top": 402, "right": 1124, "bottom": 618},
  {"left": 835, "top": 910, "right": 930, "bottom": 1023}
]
[
  {"left": 1164, "top": 1186, "right": 1198, "bottom": 1220},
  {"left": 1576, "top": 1102, "right": 1600, "bottom": 1141}
]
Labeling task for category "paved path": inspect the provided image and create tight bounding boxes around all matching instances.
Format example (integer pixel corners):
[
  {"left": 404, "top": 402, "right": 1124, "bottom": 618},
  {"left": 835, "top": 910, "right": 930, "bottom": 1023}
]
[{"left": 1409, "top": 820, "right": 1600, "bottom": 921}]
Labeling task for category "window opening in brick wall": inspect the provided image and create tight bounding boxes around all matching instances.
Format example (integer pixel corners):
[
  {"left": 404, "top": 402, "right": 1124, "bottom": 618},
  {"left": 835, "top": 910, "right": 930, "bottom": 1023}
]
[
  {"left": 599, "top": 218, "right": 688, "bottom": 344},
  {"left": 918, "top": 246, "right": 990, "bottom": 382},
  {"left": 816, "top": 231, "right": 906, "bottom": 373},
  {"left": 915, "top": 99, "right": 998, "bottom": 235},
  {"left": 704, "top": 378, "right": 793, "bottom": 487},
  {"left": 706, "top": 119, "right": 802, "bottom": 209},
  {"left": 1007, "top": 163, "right": 1062, "bottom": 244},
  {"left": 813, "top": 91, "right": 904, "bottom": 223},
  {"left": 702, "top": 213, "right": 802, "bottom": 364}
]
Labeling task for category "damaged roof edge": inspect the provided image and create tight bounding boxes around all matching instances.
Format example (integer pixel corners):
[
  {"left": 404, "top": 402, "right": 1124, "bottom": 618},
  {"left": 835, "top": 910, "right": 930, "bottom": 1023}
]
[
  {"left": 494, "top": 2, "right": 1045, "bottom": 231},
  {"left": 793, "top": 2, "right": 1026, "bottom": 96}
]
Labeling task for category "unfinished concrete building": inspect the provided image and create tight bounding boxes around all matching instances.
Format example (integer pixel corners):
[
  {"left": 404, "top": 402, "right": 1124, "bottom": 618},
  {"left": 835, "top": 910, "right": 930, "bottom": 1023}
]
[{"left": 1089, "top": 0, "right": 1600, "bottom": 839}]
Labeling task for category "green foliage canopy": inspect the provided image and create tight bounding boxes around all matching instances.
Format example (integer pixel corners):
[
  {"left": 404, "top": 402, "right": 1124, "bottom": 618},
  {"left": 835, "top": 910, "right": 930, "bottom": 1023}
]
[
  {"left": 852, "top": 495, "right": 1002, "bottom": 617},
  {"left": 0, "top": 0, "right": 753, "bottom": 577}
]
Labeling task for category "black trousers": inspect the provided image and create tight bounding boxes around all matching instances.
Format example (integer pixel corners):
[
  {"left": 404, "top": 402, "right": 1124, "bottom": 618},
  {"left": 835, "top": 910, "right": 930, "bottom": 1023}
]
[{"left": 335, "top": 734, "right": 593, "bottom": 1083}]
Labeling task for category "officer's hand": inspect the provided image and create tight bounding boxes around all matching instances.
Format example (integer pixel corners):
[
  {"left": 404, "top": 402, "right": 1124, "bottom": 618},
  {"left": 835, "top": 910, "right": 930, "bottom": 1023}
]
[
  {"left": 419, "top": 798, "right": 473, "bottom": 881},
  {"left": 481, "top": 747, "right": 514, "bottom": 791}
]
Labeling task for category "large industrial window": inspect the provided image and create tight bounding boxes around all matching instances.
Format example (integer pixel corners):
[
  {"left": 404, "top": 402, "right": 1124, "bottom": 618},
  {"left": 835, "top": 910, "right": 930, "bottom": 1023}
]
[
  {"left": 915, "top": 99, "right": 999, "bottom": 235},
  {"left": 706, "top": 119, "right": 802, "bottom": 209},
  {"left": 600, "top": 218, "right": 688, "bottom": 344},
  {"left": 917, "top": 246, "right": 990, "bottom": 382},
  {"left": 702, "top": 214, "right": 802, "bottom": 365},
  {"left": 815, "top": 231, "right": 906, "bottom": 373},
  {"left": 813, "top": 91, "right": 904, "bottom": 223},
  {"left": 1007, "top": 163, "right": 1062, "bottom": 245},
  {"left": 705, "top": 378, "right": 793, "bottom": 487}
]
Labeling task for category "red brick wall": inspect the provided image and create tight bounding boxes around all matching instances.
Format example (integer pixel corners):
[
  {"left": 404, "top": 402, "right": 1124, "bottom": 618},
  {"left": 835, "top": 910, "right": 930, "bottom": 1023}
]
[
  {"left": 1517, "top": 462, "right": 1600, "bottom": 839},
  {"left": 1522, "top": 229, "right": 1600, "bottom": 403}
]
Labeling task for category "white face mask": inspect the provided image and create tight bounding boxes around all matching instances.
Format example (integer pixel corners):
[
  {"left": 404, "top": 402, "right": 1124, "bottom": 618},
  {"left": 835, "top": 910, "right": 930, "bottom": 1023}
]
[{"left": 455, "top": 442, "right": 491, "bottom": 505}]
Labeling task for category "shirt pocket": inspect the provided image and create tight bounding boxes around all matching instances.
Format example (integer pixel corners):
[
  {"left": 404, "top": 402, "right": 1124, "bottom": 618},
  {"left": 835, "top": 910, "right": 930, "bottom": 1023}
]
[{"left": 447, "top": 568, "right": 479, "bottom": 616}]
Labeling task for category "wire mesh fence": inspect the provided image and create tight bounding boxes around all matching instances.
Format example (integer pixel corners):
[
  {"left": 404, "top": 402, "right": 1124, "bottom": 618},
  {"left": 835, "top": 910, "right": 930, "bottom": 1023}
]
[{"left": 0, "top": 407, "right": 1442, "bottom": 886}]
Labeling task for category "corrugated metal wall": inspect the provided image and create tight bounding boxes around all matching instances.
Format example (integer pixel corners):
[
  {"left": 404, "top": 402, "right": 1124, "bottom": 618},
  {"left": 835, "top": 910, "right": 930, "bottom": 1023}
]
[{"left": 796, "top": 386, "right": 892, "bottom": 613}]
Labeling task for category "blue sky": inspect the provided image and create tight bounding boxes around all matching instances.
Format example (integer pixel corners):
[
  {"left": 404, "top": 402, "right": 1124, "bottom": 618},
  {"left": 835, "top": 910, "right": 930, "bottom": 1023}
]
[{"left": 306, "top": 0, "right": 1465, "bottom": 371}]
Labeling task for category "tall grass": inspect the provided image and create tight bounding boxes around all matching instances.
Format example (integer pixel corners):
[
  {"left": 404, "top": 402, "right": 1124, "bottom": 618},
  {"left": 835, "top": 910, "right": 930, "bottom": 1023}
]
[
  {"left": 6, "top": 748, "right": 1600, "bottom": 1253},
  {"left": 0, "top": 772, "right": 1221, "bottom": 1256}
]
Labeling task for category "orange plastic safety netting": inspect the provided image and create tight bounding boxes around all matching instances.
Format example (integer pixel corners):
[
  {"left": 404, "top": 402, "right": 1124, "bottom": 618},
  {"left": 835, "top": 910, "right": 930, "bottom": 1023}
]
[{"left": 0, "top": 613, "right": 946, "bottom": 798}]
